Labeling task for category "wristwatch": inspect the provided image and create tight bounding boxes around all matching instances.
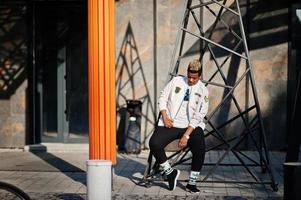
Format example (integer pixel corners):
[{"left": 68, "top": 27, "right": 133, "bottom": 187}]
[{"left": 184, "top": 134, "right": 190, "bottom": 140}]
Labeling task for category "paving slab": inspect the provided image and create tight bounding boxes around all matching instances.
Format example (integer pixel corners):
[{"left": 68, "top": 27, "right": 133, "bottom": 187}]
[{"left": 0, "top": 149, "right": 291, "bottom": 199}]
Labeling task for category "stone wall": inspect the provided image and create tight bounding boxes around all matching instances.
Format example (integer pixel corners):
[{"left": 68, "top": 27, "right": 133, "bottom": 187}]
[
  {"left": 0, "top": 4, "right": 27, "bottom": 148},
  {"left": 115, "top": 0, "right": 289, "bottom": 150},
  {"left": 0, "top": 81, "right": 27, "bottom": 148},
  {"left": 0, "top": 0, "right": 289, "bottom": 150}
]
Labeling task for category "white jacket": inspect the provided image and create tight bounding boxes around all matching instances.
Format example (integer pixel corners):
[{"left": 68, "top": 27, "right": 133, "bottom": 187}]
[{"left": 158, "top": 76, "right": 209, "bottom": 130}]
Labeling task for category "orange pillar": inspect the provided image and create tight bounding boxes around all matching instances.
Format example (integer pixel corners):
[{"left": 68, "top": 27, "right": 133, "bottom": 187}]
[{"left": 88, "top": 0, "right": 116, "bottom": 164}]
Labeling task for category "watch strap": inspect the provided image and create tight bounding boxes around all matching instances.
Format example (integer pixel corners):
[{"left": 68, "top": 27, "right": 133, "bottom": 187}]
[{"left": 184, "top": 134, "right": 190, "bottom": 140}]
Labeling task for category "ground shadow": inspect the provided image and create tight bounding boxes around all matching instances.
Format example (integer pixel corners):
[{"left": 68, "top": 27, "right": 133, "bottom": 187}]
[
  {"left": 114, "top": 155, "right": 167, "bottom": 189},
  {"left": 28, "top": 145, "right": 86, "bottom": 186},
  {"left": 55, "top": 193, "right": 85, "bottom": 200}
]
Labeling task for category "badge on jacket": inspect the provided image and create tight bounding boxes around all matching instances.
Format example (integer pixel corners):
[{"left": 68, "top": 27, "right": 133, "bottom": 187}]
[
  {"left": 204, "top": 96, "right": 209, "bottom": 103},
  {"left": 175, "top": 87, "right": 181, "bottom": 93}
]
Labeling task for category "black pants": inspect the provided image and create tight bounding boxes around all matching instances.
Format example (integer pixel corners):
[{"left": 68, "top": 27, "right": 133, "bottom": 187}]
[{"left": 149, "top": 126, "right": 205, "bottom": 172}]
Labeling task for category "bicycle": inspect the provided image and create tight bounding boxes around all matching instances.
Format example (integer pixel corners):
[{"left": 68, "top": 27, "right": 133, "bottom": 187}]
[{"left": 0, "top": 181, "right": 31, "bottom": 200}]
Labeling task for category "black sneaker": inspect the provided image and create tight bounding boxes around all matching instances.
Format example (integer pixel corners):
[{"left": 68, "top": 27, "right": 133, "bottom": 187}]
[
  {"left": 186, "top": 184, "right": 200, "bottom": 194},
  {"left": 166, "top": 169, "right": 180, "bottom": 190}
]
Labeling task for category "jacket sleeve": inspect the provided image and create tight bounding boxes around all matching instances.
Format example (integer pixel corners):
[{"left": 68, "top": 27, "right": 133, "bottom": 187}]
[
  {"left": 189, "top": 86, "right": 209, "bottom": 129},
  {"left": 158, "top": 78, "right": 175, "bottom": 112}
]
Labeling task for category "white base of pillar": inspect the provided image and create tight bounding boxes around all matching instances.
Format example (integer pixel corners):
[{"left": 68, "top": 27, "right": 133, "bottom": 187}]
[{"left": 86, "top": 160, "right": 112, "bottom": 200}]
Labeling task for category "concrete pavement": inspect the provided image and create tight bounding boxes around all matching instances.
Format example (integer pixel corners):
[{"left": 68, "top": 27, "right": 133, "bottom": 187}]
[{"left": 0, "top": 144, "right": 288, "bottom": 199}]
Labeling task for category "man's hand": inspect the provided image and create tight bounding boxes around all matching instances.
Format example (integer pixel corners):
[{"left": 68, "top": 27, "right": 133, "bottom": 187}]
[
  {"left": 162, "top": 115, "right": 173, "bottom": 128},
  {"left": 178, "top": 136, "right": 188, "bottom": 148}
]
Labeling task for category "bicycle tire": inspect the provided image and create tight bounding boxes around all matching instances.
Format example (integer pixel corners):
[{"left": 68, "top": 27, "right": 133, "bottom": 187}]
[{"left": 0, "top": 181, "right": 31, "bottom": 200}]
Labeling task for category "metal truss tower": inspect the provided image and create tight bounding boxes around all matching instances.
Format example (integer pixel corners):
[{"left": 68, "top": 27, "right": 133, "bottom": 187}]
[{"left": 143, "top": 0, "right": 278, "bottom": 190}]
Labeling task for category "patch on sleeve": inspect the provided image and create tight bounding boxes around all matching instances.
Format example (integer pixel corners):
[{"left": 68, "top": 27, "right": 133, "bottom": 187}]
[
  {"left": 204, "top": 96, "right": 209, "bottom": 103},
  {"left": 175, "top": 86, "right": 181, "bottom": 93}
]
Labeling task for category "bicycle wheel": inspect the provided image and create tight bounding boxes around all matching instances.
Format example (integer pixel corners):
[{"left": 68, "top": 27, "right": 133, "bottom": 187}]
[{"left": 0, "top": 181, "right": 31, "bottom": 200}]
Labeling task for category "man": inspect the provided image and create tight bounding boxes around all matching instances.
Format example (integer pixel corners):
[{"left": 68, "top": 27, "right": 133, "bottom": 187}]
[{"left": 149, "top": 59, "right": 209, "bottom": 193}]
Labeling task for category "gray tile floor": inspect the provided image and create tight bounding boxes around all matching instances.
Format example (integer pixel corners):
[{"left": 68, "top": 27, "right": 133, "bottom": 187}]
[
  {"left": 0, "top": 149, "right": 291, "bottom": 199},
  {"left": 113, "top": 150, "right": 285, "bottom": 199}
]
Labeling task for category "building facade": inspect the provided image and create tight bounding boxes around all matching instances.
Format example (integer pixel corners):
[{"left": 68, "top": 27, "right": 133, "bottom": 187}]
[
  {"left": 0, "top": 0, "right": 300, "bottom": 151},
  {"left": 0, "top": 0, "right": 88, "bottom": 147}
]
